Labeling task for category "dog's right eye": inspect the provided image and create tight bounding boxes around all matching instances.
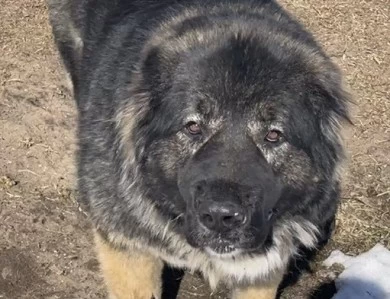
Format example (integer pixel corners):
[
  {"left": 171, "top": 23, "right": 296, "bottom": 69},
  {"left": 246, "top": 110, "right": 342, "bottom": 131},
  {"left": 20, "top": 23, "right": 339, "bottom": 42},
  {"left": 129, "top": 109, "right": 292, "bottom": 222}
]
[
  {"left": 186, "top": 122, "right": 202, "bottom": 135},
  {"left": 265, "top": 130, "right": 282, "bottom": 143}
]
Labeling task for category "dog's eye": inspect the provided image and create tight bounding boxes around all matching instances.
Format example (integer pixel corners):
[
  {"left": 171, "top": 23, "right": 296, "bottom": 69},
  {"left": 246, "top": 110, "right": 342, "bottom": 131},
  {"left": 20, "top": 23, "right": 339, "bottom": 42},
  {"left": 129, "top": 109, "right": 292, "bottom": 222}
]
[
  {"left": 186, "top": 122, "right": 202, "bottom": 135},
  {"left": 265, "top": 130, "right": 282, "bottom": 143}
]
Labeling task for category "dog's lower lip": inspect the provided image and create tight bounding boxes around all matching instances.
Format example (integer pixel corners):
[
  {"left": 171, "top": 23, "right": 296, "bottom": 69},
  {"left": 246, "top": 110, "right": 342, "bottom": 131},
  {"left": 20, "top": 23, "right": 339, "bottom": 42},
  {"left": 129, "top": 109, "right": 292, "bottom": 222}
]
[
  {"left": 205, "top": 245, "right": 237, "bottom": 255},
  {"left": 204, "top": 240, "right": 238, "bottom": 255},
  {"left": 204, "top": 244, "right": 244, "bottom": 259}
]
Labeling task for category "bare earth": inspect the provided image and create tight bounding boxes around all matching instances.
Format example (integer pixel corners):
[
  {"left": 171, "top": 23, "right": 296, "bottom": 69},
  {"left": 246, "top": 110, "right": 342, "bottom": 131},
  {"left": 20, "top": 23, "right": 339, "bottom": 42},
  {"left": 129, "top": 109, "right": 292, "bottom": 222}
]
[{"left": 0, "top": 0, "right": 389, "bottom": 298}]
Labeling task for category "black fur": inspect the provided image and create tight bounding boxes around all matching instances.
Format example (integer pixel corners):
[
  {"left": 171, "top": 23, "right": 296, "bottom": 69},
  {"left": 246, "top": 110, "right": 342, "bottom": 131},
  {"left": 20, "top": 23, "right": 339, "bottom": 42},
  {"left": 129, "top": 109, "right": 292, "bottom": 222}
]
[{"left": 48, "top": 0, "right": 350, "bottom": 295}]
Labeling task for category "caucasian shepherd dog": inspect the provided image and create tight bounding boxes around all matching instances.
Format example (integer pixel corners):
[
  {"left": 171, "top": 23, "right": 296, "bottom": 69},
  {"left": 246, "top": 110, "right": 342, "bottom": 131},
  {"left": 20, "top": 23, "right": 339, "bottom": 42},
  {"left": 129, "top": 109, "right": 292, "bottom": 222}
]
[{"left": 48, "top": 0, "right": 350, "bottom": 298}]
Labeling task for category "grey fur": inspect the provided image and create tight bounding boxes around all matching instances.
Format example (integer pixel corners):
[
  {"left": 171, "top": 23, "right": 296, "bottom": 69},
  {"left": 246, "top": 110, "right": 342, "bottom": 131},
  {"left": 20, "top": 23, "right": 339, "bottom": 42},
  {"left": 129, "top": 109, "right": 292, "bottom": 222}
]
[{"left": 48, "top": 0, "right": 350, "bottom": 294}]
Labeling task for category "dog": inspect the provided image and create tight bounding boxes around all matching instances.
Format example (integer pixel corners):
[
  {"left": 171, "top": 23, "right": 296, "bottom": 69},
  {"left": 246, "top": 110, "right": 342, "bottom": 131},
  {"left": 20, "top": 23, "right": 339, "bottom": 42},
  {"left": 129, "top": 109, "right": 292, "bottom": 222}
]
[{"left": 48, "top": 0, "right": 350, "bottom": 298}]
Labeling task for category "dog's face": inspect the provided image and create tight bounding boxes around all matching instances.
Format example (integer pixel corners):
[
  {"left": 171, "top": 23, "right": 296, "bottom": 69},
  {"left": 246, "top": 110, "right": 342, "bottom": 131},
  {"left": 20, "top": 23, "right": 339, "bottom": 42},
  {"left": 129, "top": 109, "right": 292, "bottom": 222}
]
[{"left": 133, "top": 33, "right": 348, "bottom": 256}]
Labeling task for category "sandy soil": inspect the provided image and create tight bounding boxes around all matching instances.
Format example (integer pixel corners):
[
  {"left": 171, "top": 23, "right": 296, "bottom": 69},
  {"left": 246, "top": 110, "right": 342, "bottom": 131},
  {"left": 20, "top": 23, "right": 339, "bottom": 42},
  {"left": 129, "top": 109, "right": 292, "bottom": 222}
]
[{"left": 0, "top": 0, "right": 389, "bottom": 298}]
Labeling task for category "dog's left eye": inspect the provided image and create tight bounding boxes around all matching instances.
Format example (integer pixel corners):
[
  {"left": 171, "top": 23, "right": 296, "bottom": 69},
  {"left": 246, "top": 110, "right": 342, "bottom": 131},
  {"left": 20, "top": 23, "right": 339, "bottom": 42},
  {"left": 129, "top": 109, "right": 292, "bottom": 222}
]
[
  {"left": 186, "top": 121, "right": 202, "bottom": 135},
  {"left": 265, "top": 130, "right": 282, "bottom": 143}
]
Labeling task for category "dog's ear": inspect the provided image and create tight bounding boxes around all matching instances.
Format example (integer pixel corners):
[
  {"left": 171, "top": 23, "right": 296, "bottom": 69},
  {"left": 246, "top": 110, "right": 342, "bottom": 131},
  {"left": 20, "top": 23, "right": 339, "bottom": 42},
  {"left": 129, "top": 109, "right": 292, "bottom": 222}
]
[
  {"left": 307, "top": 60, "right": 353, "bottom": 179},
  {"left": 115, "top": 43, "right": 183, "bottom": 176},
  {"left": 115, "top": 73, "right": 151, "bottom": 177},
  {"left": 317, "top": 66, "right": 352, "bottom": 123}
]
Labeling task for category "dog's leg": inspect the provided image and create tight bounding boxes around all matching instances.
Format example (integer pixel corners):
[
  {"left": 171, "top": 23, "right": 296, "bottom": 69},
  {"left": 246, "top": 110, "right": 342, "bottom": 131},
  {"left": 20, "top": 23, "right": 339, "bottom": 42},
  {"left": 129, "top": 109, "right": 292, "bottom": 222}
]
[
  {"left": 232, "top": 280, "right": 281, "bottom": 299},
  {"left": 95, "top": 233, "right": 164, "bottom": 299}
]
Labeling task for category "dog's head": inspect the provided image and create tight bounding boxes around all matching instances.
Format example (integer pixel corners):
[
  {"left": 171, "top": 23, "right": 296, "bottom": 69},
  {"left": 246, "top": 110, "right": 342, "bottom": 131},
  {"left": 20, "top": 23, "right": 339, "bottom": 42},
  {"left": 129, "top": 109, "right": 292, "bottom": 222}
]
[{"left": 120, "top": 20, "right": 350, "bottom": 257}]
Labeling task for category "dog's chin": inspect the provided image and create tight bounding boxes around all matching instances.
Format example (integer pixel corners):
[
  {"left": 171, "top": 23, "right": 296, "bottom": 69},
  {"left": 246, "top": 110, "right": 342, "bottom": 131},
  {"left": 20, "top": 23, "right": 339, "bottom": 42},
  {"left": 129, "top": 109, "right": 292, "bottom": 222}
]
[
  {"left": 200, "top": 232, "right": 272, "bottom": 259},
  {"left": 201, "top": 237, "right": 246, "bottom": 259},
  {"left": 204, "top": 245, "right": 243, "bottom": 259},
  {"left": 185, "top": 233, "right": 243, "bottom": 258},
  {"left": 185, "top": 231, "right": 268, "bottom": 259}
]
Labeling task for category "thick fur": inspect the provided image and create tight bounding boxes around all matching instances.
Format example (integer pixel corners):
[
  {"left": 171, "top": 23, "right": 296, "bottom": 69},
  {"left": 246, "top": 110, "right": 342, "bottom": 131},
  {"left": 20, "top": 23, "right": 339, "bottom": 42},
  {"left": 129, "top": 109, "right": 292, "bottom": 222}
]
[
  {"left": 95, "top": 232, "right": 164, "bottom": 299},
  {"left": 233, "top": 284, "right": 280, "bottom": 299},
  {"left": 48, "top": 0, "right": 350, "bottom": 298}
]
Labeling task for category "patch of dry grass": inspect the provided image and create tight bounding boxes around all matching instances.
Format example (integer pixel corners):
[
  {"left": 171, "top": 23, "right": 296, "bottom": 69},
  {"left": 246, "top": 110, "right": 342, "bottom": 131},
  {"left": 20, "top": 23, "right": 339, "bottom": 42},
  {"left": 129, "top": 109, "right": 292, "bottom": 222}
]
[{"left": 335, "top": 196, "right": 389, "bottom": 254}]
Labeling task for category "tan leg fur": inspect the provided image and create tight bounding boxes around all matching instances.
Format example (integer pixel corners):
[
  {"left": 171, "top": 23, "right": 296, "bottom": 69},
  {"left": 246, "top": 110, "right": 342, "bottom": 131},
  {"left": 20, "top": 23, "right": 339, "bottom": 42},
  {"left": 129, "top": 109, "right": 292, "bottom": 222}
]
[
  {"left": 232, "top": 281, "right": 281, "bottom": 299},
  {"left": 95, "top": 233, "right": 164, "bottom": 299}
]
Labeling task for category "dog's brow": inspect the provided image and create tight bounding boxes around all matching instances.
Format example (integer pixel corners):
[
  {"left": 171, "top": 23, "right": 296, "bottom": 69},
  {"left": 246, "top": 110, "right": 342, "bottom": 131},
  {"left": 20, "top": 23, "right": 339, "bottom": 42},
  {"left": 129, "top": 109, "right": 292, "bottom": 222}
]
[
  {"left": 184, "top": 114, "right": 202, "bottom": 123},
  {"left": 269, "top": 123, "right": 284, "bottom": 132}
]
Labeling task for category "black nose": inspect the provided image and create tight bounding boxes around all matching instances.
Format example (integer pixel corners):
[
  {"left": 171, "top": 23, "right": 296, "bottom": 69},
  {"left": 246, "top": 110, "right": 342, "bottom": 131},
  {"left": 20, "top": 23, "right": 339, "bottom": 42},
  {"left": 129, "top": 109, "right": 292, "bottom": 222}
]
[{"left": 198, "top": 201, "right": 247, "bottom": 232}]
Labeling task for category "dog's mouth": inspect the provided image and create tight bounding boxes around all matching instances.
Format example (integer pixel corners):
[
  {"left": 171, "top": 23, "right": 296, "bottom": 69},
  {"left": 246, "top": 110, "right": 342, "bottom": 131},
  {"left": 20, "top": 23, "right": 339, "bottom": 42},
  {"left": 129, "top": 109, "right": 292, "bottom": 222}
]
[
  {"left": 205, "top": 245, "right": 240, "bottom": 258},
  {"left": 183, "top": 207, "right": 278, "bottom": 257},
  {"left": 202, "top": 237, "right": 243, "bottom": 258}
]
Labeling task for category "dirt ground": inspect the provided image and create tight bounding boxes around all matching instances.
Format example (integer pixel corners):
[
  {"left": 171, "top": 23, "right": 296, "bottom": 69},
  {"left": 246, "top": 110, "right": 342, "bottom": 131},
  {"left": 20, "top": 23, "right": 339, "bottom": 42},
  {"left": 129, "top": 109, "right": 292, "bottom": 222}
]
[{"left": 0, "top": 0, "right": 389, "bottom": 298}]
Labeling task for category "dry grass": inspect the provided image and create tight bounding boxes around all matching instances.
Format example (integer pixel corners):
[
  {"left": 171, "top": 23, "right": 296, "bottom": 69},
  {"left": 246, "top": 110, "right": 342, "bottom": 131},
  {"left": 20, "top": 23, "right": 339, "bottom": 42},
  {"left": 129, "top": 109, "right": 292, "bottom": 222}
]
[
  {"left": 335, "top": 196, "right": 389, "bottom": 254},
  {"left": 0, "top": 0, "right": 388, "bottom": 298}
]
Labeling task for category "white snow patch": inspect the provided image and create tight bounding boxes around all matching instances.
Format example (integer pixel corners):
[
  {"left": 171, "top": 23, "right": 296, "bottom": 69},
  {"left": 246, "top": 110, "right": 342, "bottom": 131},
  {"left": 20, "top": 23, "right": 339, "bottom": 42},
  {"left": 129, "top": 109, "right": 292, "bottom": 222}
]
[{"left": 323, "top": 243, "right": 390, "bottom": 299}]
